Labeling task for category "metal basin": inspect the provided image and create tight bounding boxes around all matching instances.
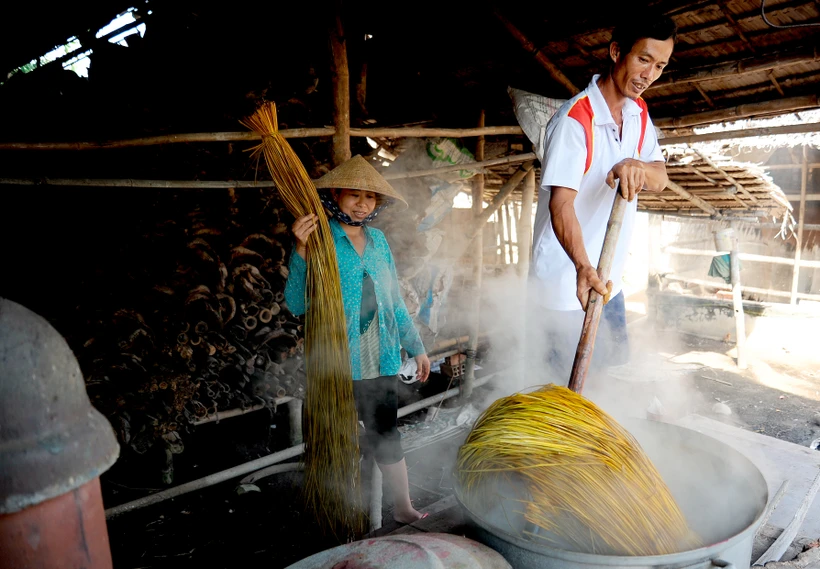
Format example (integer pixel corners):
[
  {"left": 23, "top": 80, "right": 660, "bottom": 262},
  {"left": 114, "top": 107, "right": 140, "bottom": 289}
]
[{"left": 454, "top": 418, "right": 768, "bottom": 569}]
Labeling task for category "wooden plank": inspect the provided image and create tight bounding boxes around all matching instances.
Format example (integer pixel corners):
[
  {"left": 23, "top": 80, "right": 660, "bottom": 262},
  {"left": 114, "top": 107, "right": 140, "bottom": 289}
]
[{"left": 754, "top": 471, "right": 820, "bottom": 565}]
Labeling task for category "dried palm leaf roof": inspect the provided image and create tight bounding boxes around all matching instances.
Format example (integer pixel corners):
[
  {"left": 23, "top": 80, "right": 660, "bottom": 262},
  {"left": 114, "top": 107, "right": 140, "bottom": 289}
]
[{"left": 474, "top": 145, "right": 790, "bottom": 222}]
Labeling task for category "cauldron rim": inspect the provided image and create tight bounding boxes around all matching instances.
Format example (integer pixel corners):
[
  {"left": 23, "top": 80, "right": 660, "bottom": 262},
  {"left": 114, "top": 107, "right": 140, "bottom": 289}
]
[{"left": 453, "top": 417, "right": 769, "bottom": 565}]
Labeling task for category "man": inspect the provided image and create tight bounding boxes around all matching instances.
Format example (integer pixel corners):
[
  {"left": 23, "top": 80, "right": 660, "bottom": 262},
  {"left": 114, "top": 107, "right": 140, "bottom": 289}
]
[{"left": 529, "top": 15, "right": 676, "bottom": 379}]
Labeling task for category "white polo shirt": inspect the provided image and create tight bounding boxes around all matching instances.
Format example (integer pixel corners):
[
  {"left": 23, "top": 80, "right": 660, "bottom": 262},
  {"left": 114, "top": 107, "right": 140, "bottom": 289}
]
[{"left": 530, "top": 74, "right": 664, "bottom": 311}]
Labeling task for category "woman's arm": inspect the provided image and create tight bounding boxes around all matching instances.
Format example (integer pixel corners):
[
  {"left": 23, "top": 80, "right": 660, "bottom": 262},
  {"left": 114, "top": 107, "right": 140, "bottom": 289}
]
[
  {"left": 283, "top": 249, "right": 308, "bottom": 317},
  {"left": 283, "top": 214, "right": 317, "bottom": 317}
]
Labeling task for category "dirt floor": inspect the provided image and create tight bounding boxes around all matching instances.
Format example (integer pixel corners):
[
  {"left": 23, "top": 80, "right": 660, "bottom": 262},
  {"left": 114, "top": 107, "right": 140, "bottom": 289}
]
[
  {"left": 103, "top": 320, "right": 820, "bottom": 569},
  {"left": 597, "top": 320, "right": 820, "bottom": 448}
]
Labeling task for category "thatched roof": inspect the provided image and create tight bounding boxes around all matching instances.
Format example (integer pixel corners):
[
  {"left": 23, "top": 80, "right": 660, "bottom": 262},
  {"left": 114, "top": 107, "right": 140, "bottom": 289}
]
[{"left": 0, "top": 1, "right": 817, "bottom": 221}]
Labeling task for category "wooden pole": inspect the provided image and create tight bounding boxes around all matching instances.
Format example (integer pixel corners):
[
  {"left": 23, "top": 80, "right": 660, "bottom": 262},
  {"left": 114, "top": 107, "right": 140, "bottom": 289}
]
[
  {"left": 0, "top": 178, "right": 277, "bottom": 188},
  {"left": 0, "top": 153, "right": 538, "bottom": 189},
  {"left": 665, "top": 180, "right": 720, "bottom": 215},
  {"left": 0, "top": 127, "right": 525, "bottom": 151},
  {"left": 383, "top": 152, "right": 536, "bottom": 181},
  {"left": 462, "top": 110, "right": 486, "bottom": 400},
  {"left": 661, "top": 122, "right": 820, "bottom": 145},
  {"left": 662, "top": 274, "right": 820, "bottom": 302},
  {"left": 653, "top": 94, "right": 820, "bottom": 129},
  {"left": 503, "top": 201, "right": 513, "bottom": 264},
  {"left": 568, "top": 194, "right": 629, "bottom": 393},
  {"left": 729, "top": 228, "right": 747, "bottom": 370},
  {"left": 351, "top": 126, "right": 523, "bottom": 138},
  {"left": 790, "top": 146, "right": 809, "bottom": 304},
  {"left": 517, "top": 169, "right": 536, "bottom": 278},
  {"left": 492, "top": 9, "right": 579, "bottom": 96},
  {"left": 470, "top": 162, "right": 535, "bottom": 235},
  {"left": 663, "top": 247, "right": 820, "bottom": 269},
  {"left": 329, "top": 0, "right": 351, "bottom": 167}
]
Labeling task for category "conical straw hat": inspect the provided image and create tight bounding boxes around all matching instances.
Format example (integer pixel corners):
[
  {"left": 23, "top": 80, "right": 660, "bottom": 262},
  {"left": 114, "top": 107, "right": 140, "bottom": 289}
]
[{"left": 314, "top": 155, "right": 408, "bottom": 209}]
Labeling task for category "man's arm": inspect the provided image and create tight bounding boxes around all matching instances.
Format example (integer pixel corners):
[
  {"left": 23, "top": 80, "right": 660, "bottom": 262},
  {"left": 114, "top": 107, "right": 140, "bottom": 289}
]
[
  {"left": 606, "top": 159, "right": 668, "bottom": 200},
  {"left": 549, "top": 186, "right": 610, "bottom": 310}
]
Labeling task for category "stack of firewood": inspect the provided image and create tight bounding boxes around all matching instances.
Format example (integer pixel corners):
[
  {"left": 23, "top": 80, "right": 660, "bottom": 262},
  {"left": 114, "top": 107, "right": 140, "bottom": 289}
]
[{"left": 77, "top": 187, "right": 306, "bottom": 479}]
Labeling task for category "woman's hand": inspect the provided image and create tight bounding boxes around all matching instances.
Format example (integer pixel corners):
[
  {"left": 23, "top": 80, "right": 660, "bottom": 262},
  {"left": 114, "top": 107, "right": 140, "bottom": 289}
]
[
  {"left": 415, "top": 354, "right": 430, "bottom": 383},
  {"left": 292, "top": 214, "right": 318, "bottom": 259}
]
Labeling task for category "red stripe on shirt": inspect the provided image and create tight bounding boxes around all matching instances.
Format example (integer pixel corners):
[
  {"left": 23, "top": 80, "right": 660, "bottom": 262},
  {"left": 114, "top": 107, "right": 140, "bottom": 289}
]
[
  {"left": 567, "top": 96, "right": 594, "bottom": 175},
  {"left": 636, "top": 97, "right": 649, "bottom": 156}
]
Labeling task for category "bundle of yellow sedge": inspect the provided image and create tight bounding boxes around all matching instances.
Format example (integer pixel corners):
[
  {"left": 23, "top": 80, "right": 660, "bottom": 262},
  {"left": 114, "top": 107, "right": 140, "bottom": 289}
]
[
  {"left": 241, "top": 102, "right": 366, "bottom": 541},
  {"left": 457, "top": 384, "right": 700, "bottom": 556}
]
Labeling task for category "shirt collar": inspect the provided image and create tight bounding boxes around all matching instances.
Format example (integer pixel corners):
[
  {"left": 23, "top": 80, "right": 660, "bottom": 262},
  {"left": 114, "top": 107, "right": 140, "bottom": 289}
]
[
  {"left": 586, "top": 74, "right": 642, "bottom": 125},
  {"left": 329, "top": 217, "right": 372, "bottom": 247}
]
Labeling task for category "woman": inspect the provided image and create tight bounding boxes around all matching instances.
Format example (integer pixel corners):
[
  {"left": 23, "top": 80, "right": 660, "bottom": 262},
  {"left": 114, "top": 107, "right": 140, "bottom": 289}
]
[{"left": 284, "top": 155, "right": 431, "bottom": 524}]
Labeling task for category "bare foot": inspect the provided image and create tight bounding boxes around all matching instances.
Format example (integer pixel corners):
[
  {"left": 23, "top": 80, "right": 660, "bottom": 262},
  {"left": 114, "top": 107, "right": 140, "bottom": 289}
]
[{"left": 393, "top": 508, "right": 426, "bottom": 524}]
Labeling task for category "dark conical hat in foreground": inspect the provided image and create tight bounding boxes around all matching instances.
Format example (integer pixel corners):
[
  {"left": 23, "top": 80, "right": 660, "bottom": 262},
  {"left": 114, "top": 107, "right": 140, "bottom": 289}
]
[{"left": 314, "top": 155, "right": 408, "bottom": 209}]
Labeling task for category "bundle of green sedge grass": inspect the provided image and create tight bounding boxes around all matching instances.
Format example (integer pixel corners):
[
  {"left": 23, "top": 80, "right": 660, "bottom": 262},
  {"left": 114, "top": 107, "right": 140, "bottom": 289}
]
[
  {"left": 457, "top": 384, "right": 701, "bottom": 556},
  {"left": 241, "top": 102, "right": 366, "bottom": 541}
]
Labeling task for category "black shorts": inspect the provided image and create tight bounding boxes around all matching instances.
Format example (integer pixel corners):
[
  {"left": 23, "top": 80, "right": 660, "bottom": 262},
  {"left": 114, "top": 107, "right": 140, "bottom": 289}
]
[{"left": 352, "top": 375, "right": 404, "bottom": 465}]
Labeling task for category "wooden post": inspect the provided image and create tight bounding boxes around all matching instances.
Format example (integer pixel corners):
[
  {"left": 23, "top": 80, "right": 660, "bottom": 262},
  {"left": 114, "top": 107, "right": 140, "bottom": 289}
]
[
  {"left": 329, "top": 0, "right": 351, "bottom": 167},
  {"left": 790, "top": 145, "right": 809, "bottom": 304},
  {"left": 517, "top": 169, "right": 536, "bottom": 278},
  {"left": 462, "top": 110, "right": 485, "bottom": 401},
  {"left": 729, "top": 226, "right": 747, "bottom": 370},
  {"left": 507, "top": 199, "right": 518, "bottom": 265},
  {"left": 503, "top": 201, "right": 513, "bottom": 265}
]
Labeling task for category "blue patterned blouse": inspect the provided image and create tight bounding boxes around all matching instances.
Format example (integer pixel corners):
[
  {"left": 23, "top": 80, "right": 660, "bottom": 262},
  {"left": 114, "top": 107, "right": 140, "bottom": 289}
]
[{"left": 284, "top": 218, "right": 426, "bottom": 380}]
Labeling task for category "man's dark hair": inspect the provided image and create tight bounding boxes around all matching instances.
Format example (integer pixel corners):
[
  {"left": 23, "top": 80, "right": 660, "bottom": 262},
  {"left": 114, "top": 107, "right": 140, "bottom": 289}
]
[{"left": 610, "top": 14, "right": 678, "bottom": 58}]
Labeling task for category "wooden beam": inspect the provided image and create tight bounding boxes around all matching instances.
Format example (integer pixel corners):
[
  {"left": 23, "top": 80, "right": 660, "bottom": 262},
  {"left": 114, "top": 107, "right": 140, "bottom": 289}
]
[
  {"left": 662, "top": 275, "right": 820, "bottom": 302},
  {"left": 663, "top": 247, "right": 820, "bottom": 269},
  {"left": 784, "top": 194, "right": 820, "bottom": 201},
  {"left": 715, "top": 0, "right": 756, "bottom": 53},
  {"left": 763, "top": 162, "right": 820, "bottom": 170},
  {"left": 664, "top": 180, "right": 719, "bottom": 215},
  {"left": 691, "top": 149, "right": 758, "bottom": 204},
  {"left": 493, "top": 8, "right": 579, "bottom": 96},
  {"left": 660, "top": 121, "right": 820, "bottom": 145},
  {"left": 729, "top": 229, "right": 747, "bottom": 369},
  {"left": 0, "top": 126, "right": 526, "bottom": 151},
  {"left": 650, "top": 46, "right": 819, "bottom": 89},
  {"left": 0, "top": 178, "right": 277, "bottom": 188},
  {"left": 768, "top": 70, "right": 786, "bottom": 97},
  {"left": 350, "top": 126, "right": 523, "bottom": 138},
  {"left": 517, "top": 168, "right": 536, "bottom": 278},
  {"left": 462, "top": 109, "right": 487, "bottom": 400},
  {"left": 382, "top": 152, "right": 536, "bottom": 181},
  {"left": 686, "top": 166, "right": 744, "bottom": 205},
  {"left": 329, "top": 0, "right": 351, "bottom": 166},
  {"left": 0, "top": 154, "right": 539, "bottom": 188},
  {"left": 694, "top": 83, "right": 715, "bottom": 107},
  {"left": 653, "top": 94, "right": 820, "bottom": 129},
  {"left": 790, "top": 146, "right": 809, "bottom": 304}
]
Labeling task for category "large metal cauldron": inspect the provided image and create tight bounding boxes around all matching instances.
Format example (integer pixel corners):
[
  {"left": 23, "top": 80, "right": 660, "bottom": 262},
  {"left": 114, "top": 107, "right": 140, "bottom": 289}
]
[{"left": 455, "top": 418, "right": 768, "bottom": 569}]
